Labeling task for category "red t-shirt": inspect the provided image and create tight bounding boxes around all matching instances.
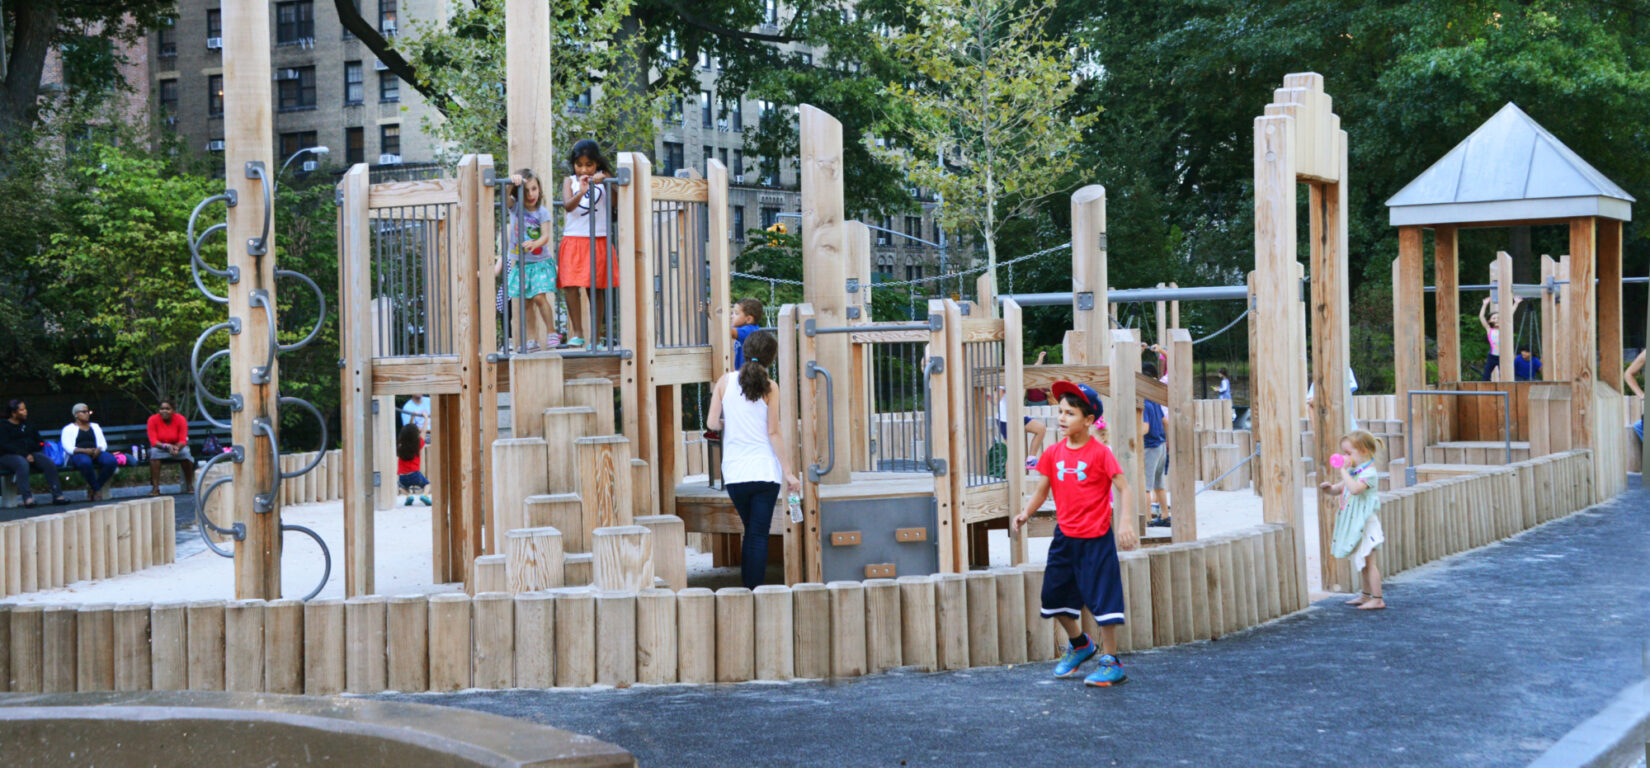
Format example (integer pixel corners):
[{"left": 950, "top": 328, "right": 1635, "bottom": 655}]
[
  {"left": 397, "top": 437, "right": 424, "bottom": 475},
  {"left": 1036, "top": 436, "right": 1123, "bottom": 538},
  {"left": 147, "top": 413, "right": 188, "bottom": 447}
]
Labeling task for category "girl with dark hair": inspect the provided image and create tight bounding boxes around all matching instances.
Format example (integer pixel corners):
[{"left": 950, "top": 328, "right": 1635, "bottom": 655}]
[
  {"left": 706, "top": 330, "right": 799, "bottom": 589},
  {"left": 396, "top": 423, "right": 430, "bottom": 506},
  {"left": 0, "top": 399, "right": 67, "bottom": 507},
  {"left": 558, "top": 139, "right": 619, "bottom": 345}
]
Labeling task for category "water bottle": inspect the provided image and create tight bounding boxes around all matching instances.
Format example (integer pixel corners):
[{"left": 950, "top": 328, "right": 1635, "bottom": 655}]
[{"left": 787, "top": 494, "right": 803, "bottom": 524}]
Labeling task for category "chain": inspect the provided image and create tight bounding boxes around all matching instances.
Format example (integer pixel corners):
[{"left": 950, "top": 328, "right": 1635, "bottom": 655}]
[{"left": 731, "top": 241, "right": 1072, "bottom": 292}]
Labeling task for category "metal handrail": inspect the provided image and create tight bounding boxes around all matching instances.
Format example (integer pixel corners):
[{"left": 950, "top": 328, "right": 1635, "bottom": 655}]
[
  {"left": 923, "top": 356, "right": 947, "bottom": 477},
  {"left": 1405, "top": 389, "right": 1512, "bottom": 486},
  {"left": 806, "top": 360, "right": 836, "bottom": 482}
]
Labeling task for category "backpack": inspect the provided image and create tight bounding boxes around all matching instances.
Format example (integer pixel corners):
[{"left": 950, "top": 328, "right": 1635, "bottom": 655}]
[{"left": 43, "top": 441, "right": 67, "bottom": 467}]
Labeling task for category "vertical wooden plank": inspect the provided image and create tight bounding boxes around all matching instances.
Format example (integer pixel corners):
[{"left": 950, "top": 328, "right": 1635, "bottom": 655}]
[
  {"left": 1110, "top": 329, "right": 1144, "bottom": 546},
  {"left": 75, "top": 604, "right": 113, "bottom": 691},
  {"left": 1148, "top": 546, "right": 1175, "bottom": 646},
  {"left": 925, "top": 300, "right": 955, "bottom": 573},
  {"left": 791, "top": 582, "right": 830, "bottom": 678},
  {"left": 224, "top": 599, "right": 265, "bottom": 692},
  {"left": 846, "top": 221, "right": 873, "bottom": 474},
  {"left": 1256, "top": 115, "right": 1306, "bottom": 566},
  {"left": 712, "top": 587, "right": 754, "bottom": 683},
  {"left": 962, "top": 571, "right": 998, "bottom": 667},
  {"left": 944, "top": 300, "right": 969, "bottom": 565},
  {"left": 897, "top": 576, "right": 938, "bottom": 672},
  {"left": 1436, "top": 226, "right": 1460, "bottom": 383},
  {"left": 1071, "top": 185, "right": 1109, "bottom": 367},
  {"left": 553, "top": 589, "right": 595, "bottom": 688},
  {"left": 9, "top": 605, "right": 42, "bottom": 692},
  {"left": 863, "top": 578, "right": 903, "bottom": 673},
  {"left": 618, "top": 154, "right": 654, "bottom": 532},
  {"left": 386, "top": 595, "right": 430, "bottom": 693},
  {"left": 635, "top": 588, "right": 675, "bottom": 685},
  {"left": 1019, "top": 564, "right": 1055, "bottom": 661},
  {"left": 344, "top": 595, "right": 388, "bottom": 693},
  {"left": 800, "top": 106, "right": 852, "bottom": 490},
  {"left": 677, "top": 587, "right": 716, "bottom": 684},
  {"left": 1570, "top": 220, "right": 1598, "bottom": 445},
  {"left": 1169, "top": 328, "right": 1197, "bottom": 543},
  {"left": 934, "top": 573, "right": 969, "bottom": 670},
  {"left": 1599, "top": 219, "right": 1623, "bottom": 390},
  {"left": 148, "top": 602, "right": 187, "bottom": 691},
  {"left": 593, "top": 590, "right": 636, "bottom": 687},
  {"left": 991, "top": 569, "right": 1028, "bottom": 665},
  {"left": 263, "top": 599, "right": 303, "bottom": 695},
  {"left": 473, "top": 592, "right": 516, "bottom": 689},
  {"left": 492, "top": 438, "right": 550, "bottom": 554},
  {"left": 777, "top": 305, "right": 804, "bottom": 585},
  {"left": 1494, "top": 252, "right": 1516, "bottom": 383},
  {"left": 302, "top": 598, "right": 344, "bottom": 695},
  {"left": 825, "top": 581, "right": 866, "bottom": 678},
  {"left": 184, "top": 600, "right": 225, "bottom": 691},
  {"left": 1004, "top": 299, "right": 1028, "bottom": 564},
  {"left": 428, "top": 593, "right": 472, "bottom": 691},
  {"left": 40, "top": 606, "right": 76, "bottom": 692}
]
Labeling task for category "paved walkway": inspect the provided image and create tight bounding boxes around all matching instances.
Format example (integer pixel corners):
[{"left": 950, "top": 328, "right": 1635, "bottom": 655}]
[{"left": 383, "top": 479, "right": 1650, "bottom": 767}]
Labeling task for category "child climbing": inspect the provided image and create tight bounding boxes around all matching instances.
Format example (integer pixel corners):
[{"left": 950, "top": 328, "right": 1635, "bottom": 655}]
[
  {"left": 1010, "top": 381, "right": 1136, "bottom": 687},
  {"left": 495, "top": 169, "right": 560, "bottom": 350},
  {"left": 731, "top": 297, "right": 765, "bottom": 369},
  {"left": 559, "top": 139, "right": 617, "bottom": 347},
  {"left": 1319, "top": 430, "right": 1386, "bottom": 610},
  {"left": 1478, "top": 295, "right": 1523, "bottom": 380},
  {"left": 396, "top": 423, "right": 431, "bottom": 507}
]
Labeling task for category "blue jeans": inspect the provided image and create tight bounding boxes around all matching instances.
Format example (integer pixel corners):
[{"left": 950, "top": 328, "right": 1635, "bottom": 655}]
[
  {"left": 398, "top": 471, "right": 428, "bottom": 491},
  {"left": 0, "top": 452, "right": 62, "bottom": 498},
  {"left": 725, "top": 481, "right": 780, "bottom": 589},
  {"left": 69, "top": 451, "right": 118, "bottom": 491}
]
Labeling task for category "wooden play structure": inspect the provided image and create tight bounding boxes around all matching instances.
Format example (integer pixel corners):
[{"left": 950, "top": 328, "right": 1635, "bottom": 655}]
[{"left": 1386, "top": 102, "right": 1632, "bottom": 511}]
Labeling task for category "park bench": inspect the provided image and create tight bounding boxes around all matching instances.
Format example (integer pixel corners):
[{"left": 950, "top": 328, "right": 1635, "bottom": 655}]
[{"left": 0, "top": 422, "right": 230, "bottom": 508}]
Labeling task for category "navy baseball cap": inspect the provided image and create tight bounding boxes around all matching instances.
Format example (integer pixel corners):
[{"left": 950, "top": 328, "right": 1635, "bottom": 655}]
[{"left": 1050, "top": 380, "right": 1102, "bottom": 418}]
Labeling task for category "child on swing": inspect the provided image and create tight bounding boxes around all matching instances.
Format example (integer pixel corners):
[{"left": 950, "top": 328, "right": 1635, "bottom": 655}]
[{"left": 1319, "top": 429, "right": 1387, "bottom": 610}]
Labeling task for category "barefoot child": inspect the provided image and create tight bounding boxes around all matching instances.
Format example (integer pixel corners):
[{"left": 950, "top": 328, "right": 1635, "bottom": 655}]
[
  {"left": 1320, "top": 430, "right": 1386, "bottom": 610},
  {"left": 1011, "top": 381, "right": 1137, "bottom": 686}
]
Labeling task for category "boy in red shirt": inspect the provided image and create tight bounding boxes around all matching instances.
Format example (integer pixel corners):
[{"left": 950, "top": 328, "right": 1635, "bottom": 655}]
[{"left": 1011, "top": 380, "right": 1136, "bottom": 686}]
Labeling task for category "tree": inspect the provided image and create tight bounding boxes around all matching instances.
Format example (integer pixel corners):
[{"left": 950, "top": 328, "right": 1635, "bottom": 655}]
[
  {"left": 0, "top": 0, "right": 172, "bottom": 142},
  {"left": 867, "top": 0, "right": 1094, "bottom": 295}
]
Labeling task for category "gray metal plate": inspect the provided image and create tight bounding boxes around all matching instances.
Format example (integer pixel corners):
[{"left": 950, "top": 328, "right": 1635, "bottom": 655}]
[{"left": 818, "top": 495, "right": 939, "bottom": 582}]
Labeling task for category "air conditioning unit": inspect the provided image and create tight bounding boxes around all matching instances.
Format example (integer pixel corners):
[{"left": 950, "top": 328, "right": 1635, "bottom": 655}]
[
  {"left": 206, "top": 37, "right": 223, "bottom": 50},
  {"left": 733, "top": 174, "right": 744, "bottom": 184},
  {"left": 206, "top": 140, "right": 226, "bottom": 151},
  {"left": 381, "top": 21, "right": 397, "bottom": 35},
  {"left": 273, "top": 68, "right": 300, "bottom": 81},
  {"left": 373, "top": 59, "right": 389, "bottom": 71},
  {"left": 378, "top": 153, "right": 402, "bottom": 164},
  {"left": 301, "top": 160, "right": 318, "bottom": 172}
]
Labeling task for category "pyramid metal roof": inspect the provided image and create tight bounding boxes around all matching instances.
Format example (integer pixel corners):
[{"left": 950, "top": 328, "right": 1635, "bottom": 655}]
[{"left": 1386, "top": 102, "right": 1633, "bottom": 227}]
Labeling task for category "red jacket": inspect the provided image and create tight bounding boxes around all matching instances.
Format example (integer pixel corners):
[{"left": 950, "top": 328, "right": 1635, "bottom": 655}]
[{"left": 147, "top": 413, "right": 188, "bottom": 447}]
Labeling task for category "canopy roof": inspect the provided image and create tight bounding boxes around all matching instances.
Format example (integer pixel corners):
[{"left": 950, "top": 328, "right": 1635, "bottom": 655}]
[{"left": 1386, "top": 102, "right": 1633, "bottom": 227}]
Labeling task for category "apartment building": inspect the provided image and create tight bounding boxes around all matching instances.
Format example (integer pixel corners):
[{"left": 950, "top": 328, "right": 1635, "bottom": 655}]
[{"left": 150, "top": 0, "right": 445, "bottom": 174}]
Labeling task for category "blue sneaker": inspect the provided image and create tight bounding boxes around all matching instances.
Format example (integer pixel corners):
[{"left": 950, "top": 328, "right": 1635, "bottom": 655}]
[
  {"left": 1084, "top": 654, "right": 1127, "bottom": 687},
  {"left": 1053, "top": 639, "right": 1098, "bottom": 677}
]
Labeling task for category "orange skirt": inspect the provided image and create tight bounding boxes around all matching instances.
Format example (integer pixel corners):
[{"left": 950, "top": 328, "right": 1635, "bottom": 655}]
[{"left": 557, "top": 235, "right": 617, "bottom": 289}]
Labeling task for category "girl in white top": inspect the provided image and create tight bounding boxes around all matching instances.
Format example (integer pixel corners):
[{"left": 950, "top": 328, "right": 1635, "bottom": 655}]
[
  {"left": 707, "top": 329, "right": 800, "bottom": 589},
  {"left": 558, "top": 139, "right": 617, "bottom": 346},
  {"left": 1478, "top": 295, "right": 1522, "bottom": 380}
]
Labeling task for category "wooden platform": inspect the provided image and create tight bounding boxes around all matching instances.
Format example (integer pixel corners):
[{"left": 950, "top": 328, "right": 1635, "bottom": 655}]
[
  {"left": 494, "top": 352, "right": 622, "bottom": 392},
  {"left": 1413, "top": 463, "right": 1503, "bottom": 483},
  {"left": 674, "top": 480, "right": 786, "bottom": 535},
  {"left": 1422, "top": 441, "right": 1531, "bottom": 466}
]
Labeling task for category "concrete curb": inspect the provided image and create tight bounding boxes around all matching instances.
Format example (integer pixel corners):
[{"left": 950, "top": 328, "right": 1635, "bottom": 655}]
[{"left": 1529, "top": 679, "right": 1650, "bottom": 768}]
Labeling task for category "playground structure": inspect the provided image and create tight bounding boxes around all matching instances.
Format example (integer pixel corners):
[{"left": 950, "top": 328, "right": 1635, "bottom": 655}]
[{"left": 0, "top": 4, "right": 1636, "bottom": 696}]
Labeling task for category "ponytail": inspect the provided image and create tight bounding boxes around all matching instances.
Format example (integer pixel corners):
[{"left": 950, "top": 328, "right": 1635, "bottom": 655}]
[{"left": 738, "top": 330, "right": 777, "bottom": 401}]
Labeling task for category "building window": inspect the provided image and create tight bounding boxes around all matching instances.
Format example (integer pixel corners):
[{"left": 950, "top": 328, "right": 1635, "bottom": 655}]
[
  {"left": 731, "top": 150, "right": 742, "bottom": 177},
  {"left": 342, "top": 0, "right": 358, "bottom": 38},
  {"left": 567, "top": 88, "right": 591, "bottom": 113},
  {"left": 727, "top": 98, "right": 743, "bottom": 131},
  {"left": 275, "top": 1, "right": 314, "bottom": 45},
  {"left": 661, "top": 141, "right": 684, "bottom": 176},
  {"left": 906, "top": 264, "right": 923, "bottom": 281},
  {"left": 702, "top": 145, "right": 713, "bottom": 175},
  {"left": 699, "top": 51, "right": 713, "bottom": 70},
  {"left": 760, "top": 157, "right": 778, "bottom": 186},
  {"left": 662, "top": 31, "right": 680, "bottom": 61},
  {"left": 277, "top": 67, "right": 317, "bottom": 111},
  {"left": 700, "top": 91, "right": 712, "bottom": 128},
  {"left": 733, "top": 207, "right": 746, "bottom": 240},
  {"left": 206, "top": 9, "right": 222, "bottom": 40},
  {"left": 764, "top": 0, "right": 778, "bottom": 24},
  {"left": 379, "top": 71, "right": 399, "bottom": 102},
  {"left": 158, "top": 21, "right": 176, "bottom": 57},
  {"left": 760, "top": 206, "right": 779, "bottom": 230},
  {"left": 158, "top": 79, "right": 178, "bottom": 115},
  {"left": 667, "top": 96, "right": 684, "bottom": 124},
  {"left": 876, "top": 257, "right": 895, "bottom": 278},
  {"left": 207, "top": 75, "right": 224, "bottom": 117},
  {"left": 346, "top": 126, "right": 364, "bottom": 165},
  {"left": 906, "top": 216, "right": 922, "bottom": 242},
  {"left": 344, "top": 61, "right": 363, "bottom": 104},
  {"left": 379, "top": 0, "right": 398, "bottom": 35},
  {"left": 380, "top": 124, "right": 400, "bottom": 158},
  {"left": 877, "top": 218, "right": 890, "bottom": 245},
  {"left": 279, "top": 130, "right": 319, "bottom": 162},
  {"left": 797, "top": 53, "right": 812, "bottom": 67}
]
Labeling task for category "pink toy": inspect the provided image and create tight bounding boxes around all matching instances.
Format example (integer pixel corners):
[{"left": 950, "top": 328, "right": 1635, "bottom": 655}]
[{"left": 1329, "top": 453, "right": 1347, "bottom": 469}]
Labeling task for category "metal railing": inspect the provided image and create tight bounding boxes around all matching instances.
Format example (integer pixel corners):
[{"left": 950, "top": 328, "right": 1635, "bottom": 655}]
[
  {"left": 867, "top": 340, "right": 931, "bottom": 473},
  {"left": 1404, "top": 389, "right": 1512, "bottom": 486},
  {"left": 652, "top": 197, "right": 711, "bottom": 349},
  {"left": 962, "top": 338, "right": 1006, "bottom": 487},
  {"left": 371, "top": 202, "right": 457, "bottom": 357},
  {"left": 494, "top": 174, "right": 628, "bottom": 356}
]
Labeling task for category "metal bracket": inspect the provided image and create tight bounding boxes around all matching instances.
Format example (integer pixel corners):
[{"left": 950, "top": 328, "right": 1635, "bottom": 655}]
[
  {"left": 803, "top": 317, "right": 816, "bottom": 337},
  {"left": 927, "top": 356, "right": 945, "bottom": 374},
  {"left": 371, "top": 400, "right": 379, "bottom": 414},
  {"left": 228, "top": 317, "right": 242, "bottom": 334},
  {"left": 481, "top": 167, "right": 498, "bottom": 187},
  {"left": 846, "top": 277, "right": 860, "bottom": 295},
  {"left": 225, "top": 189, "right": 238, "bottom": 207},
  {"left": 372, "top": 471, "right": 381, "bottom": 488},
  {"left": 846, "top": 306, "right": 861, "bottom": 320},
  {"left": 959, "top": 302, "right": 971, "bottom": 316},
  {"left": 229, "top": 394, "right": 244, "bottom": 413},
  {"left": 337, "top": 358, "right": 346, "bottom": 369},
  {"left": 928, "top": 313, "right": 944, "bottom": 332},
  {"left": 1076, "top": 292, "right": 1095, "bottom": 311},
  {"left": 1096, "top": 233, "right": 1108, "bottom": 250},
  {"left": 928, "top": 458, "right": 948, "bottom": 477},
  {"left": 230, "top": 445, "right": 246, "bottom": 463},
  {"left": 612, "top": 167, "right": 632, "bottom": 187},
  {"left": 333, "top": 188, "right": 344, "bottom": 207}
]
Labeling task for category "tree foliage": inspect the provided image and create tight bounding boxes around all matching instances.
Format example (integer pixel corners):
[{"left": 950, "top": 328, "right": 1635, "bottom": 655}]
[{"left": 0, "top": 0, "right": 173, "bottom": 142}]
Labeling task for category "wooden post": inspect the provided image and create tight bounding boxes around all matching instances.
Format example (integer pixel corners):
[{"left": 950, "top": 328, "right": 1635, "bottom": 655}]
[
  {"left": 428, "top": 593, "right": 472, "bottom": 691},
  {"left": 562, "top": 552, "right": 593, "bottom": 586},
  {"left": 753, "top": 584, "right": 794, "bottom": 680},
  {"left": 1019, "top": 564, "right": 1055, "bottom": 661},
  {"left": 1436, "top": 227, "right": 1460, "bottom": 383},
  {"left": 1071, "top": 185, "right": 1108, "bottom": 367},
  {"left": 991, "top": 568, "right": 1027, "bottom": 665},
  {"left": 9, "top": 605, "right": 42, "bottom": 692},
  {"left": 512, "top": 591, "right": 554, "bottom": 688},
  {"left": 799, "top": 105, "right": 852, "bottom": 486},
  {"left": 75, "top": 604, "right": 113, "bottom": 691},
  {"left": 826, "top": 581, "right": 866, "bottom": 678},
  {"left": 40, "top": 606, "right": 76, "bottom": 692},
  {"left": 1148, "top": 546, "right": 1175, "bottom": 646},
  {"left": 636, "top": 588, "right": 676, "bottom": 685},
  {"left": 472, "top": 554, "right": 508, "bottom": 594},
  {"left": 542, "top": 406, "right": 596, "bottom": 494},
  {"left": 708, "top": 160, "right": 734, "bottom": 376},
  {"left": 1255, "top": 115, "right": 1307, "bottom": 591},
  {"left": 1494, "top": 252, "right": 1515, "bottom": 383},
  {"left": 926, "top": 299, "right": 957, "bottom": 573},
  {"left": 224, "top": 599, "right": 265, "bottom": 692},
  {"left": 592, "top": 525, "right": 654, "bottom": 592},
  {"left": 593, "top": 590, "right": 636, "bottom": 687},
  {"left": 491, "top": 438, "right": 549, "bottom": 555},
  {"left": 577, "top": 436, "right": 634, "bottom": 531},
  {"left": 860, "top": 578, "right": 901, "bottom": 673},
  {"left": 777, "top": 304, "right": 804, "bottom": 585},
  {"left": 1599, "top": 219, "right": 1623, "bottom": 390},
  {"left": 934, "top": 573, "right": 969, "bottom": 670},
  {"left": 1004, "top": 298, "right": 1028, "bottom": 564},
  {"left": 506, "top": 526, "right": 565, "bottom": 591},
  {"left": 553, "top": 588, "right": 595, "bottom": 688},
  {"left": 4, "top": 522, "right": 20, "bottom": 595},
  {"left": 302, "top": 598, "right": 344, "bottom": 695},
  {"left": 635, "top": 514, "right": 686, "bottom": 590},
  {"left": 1168, "top": 328, "right": 1197, "bottom": 542},
  {"left": 344, "top": 595, "right": 388, "bottom": 693},
  {"left": 848, "top": 221, "right": 873, "bottom": 474},
  {"left": 111, "top": 604, "right": 150, "bottom": 691},
  {"left": 526, "top": 493, "right": 586, "bottom": 553},
  {"left": 149, "top": 602, "right": 187, "bottom": 691},
  {"left": 1109, "top": 329, "right": 1144, "bottom": 547},
  {"left": 263, "top": 599, "right": 303, "bottom": 694},
  {"left": 1569, "top": 219, "right": 1598, "bottom": 455},
  {"left": 617, "top": 154, "right": 653, "bottom": 497},
  {"left": 962, "top": 571, "right": 998, "bottom": 668},
  {"left": 791, "top": 582, "right": 830, "bottom": 678},
  {"left": 224, "top": 0, "right": 280, "bottom": 599},
  {"left": 185, "top": 600, "right": 225, "bottom": 691},
  {"left": 630, "top": 458, "right": 653, "bottom": 520},
  {"left": 505, "top": 0, "right": 552, "bottom": 341},
  {"left": 715, "top": 587, "right": 755, "bottom": 683},
  {"left": 473, "top": 592, "right": 515, "bottom": 689},
  {"left": 896, "top": 575, "right": 937, "bottom": 672},
  {"left": 676, "top": 587, "right": 716, "bottom": 684},
  {"left": 509, "top": 356, "right": 564, "bottom": 437},
  {"left": 386, "top": 595, "right": 429, "bottom": 692},
  {"left": 1540, "top": 255, "right": 1557, "bottom": 380}
]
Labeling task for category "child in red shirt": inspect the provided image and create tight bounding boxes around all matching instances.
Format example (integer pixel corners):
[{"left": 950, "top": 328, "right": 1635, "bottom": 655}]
[
  {"left": 1011, "top": 380, "right": 1136, "bottom": 686},
  {"left": 396, "top": 424, "right": 430, "bottom": 506}
]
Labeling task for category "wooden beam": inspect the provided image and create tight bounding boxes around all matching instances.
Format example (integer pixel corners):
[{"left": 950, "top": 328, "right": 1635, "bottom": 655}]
[
  {"left": 1168, "top": 328, "right": 1196, "bottom": 543},
  {"left": 620, "top": 153, "right": 656, "bottom": 522},
  {"left": 1004, "top": 299, "right": 1027, "bottom": 565},
  {"left": 225, "top": 0, "right": 279, "bottom": 599},
  {"left": 707, "top": 161, "right": 733, "bottom": 376},
  {"left": 1494, "top": 252, "right": 1515, "bottom": 383},
  {"left": 777, "top": 305, "right": 803, "bottom": 585},
  {"left": 505, "top": 0, "right": 552, "bottom": 342},
  {"left": 1569, "top": 219, "right": 1598, "bottom": 460},
  {"left": 1254, "top": 115, "right": 1305, "bottom": 533},
  {"left": 1599, "top": 219, "right": 1624, "bottom": 390},
  {"left": 1394, "top": 228, "right": 1427, "bottom": 448},
  {"left": 800, "top": 105, "right": 851, "bottom": 485},
  {"left": 370, "top": 356, "right": 464, "bottom": 395},
  {"left": 845, "top": 221, "right": 872, "bottom": 474},
  {"left": 367, "top": 179, "right": 459, "bottom": 208},
  {"left": 339, "top": 164, "right": 374, "bottom": 596},
  {"left": 1308, "top": 130, "right": 1352, "bottom": 594},
  {"left": 1435, "top": 226, "right": 1460, "bottom": 384},
  {"left": 1558, "top": 254, "right": 1573, "bottom": 380},
  {"left": 1071, "top": 186, "right": 1108, "bottom": 367},
  {"left": 797, "top": 304, "right": 824, "bottom": 580},
  {"left": 944, "top": 300, "right": 969, "bottom": 566},
  {"left": 927, "top": 299, "right": 957, "bottom": 572},
  {"left": 1540, "top": 255, "right": 1557, "bottom": 381},
  {"left": 1109, "top": 329, "right": 1143, "bottom": 549}
]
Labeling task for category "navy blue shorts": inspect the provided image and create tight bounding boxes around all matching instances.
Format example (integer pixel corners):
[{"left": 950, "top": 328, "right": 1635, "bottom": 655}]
[
  {"left": 1041, "top": 528, "right": 1126, "bottom": 625},
  {"left": 997, "top": 416, "right": 1033, "bottom": 439}
]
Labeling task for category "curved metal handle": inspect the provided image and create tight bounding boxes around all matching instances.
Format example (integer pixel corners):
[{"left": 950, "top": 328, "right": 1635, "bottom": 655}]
[
  {"left": 274, "top": 269, "right": 326, "bottom": 352},
  {"left": 245, "top": 162, "right": 272, "bottom": 257},
  {"left": 806, "top": 360, "right": 836, "bottom": 483},
  {"left": 281, "top": 523, "right": 332, "bottom": 601},
  {"left": 923, "top": 356, "right": 947, "bottom": 477},
  {"left": 191, "top": 322, "right": 240, "bottom": 429},
  {"left": 190, "top": 222, "right": 232, "bottom": 304},
  {"left": 276, "top": 396, "right": 328, "bottom": 479},
  {"left": 252, "top": 417, "right": 280, "bottom": 514},
  {"left": 192, "top": 448, "right": 245, "bottom": 558},
  {"left": 250, "top": 290, "right": 278, "bottom": 383}
]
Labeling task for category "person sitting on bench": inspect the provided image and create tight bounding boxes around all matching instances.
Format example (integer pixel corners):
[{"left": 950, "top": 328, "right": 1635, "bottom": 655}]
[
  {"left": 61, "top": 403, "right": 117, "bottom": 501},
  {"left": 0, "top": 399, "right": 67, "bottom": 507},
  {"left": 147, "top": 398, "right": 196, "bottom": 496}
]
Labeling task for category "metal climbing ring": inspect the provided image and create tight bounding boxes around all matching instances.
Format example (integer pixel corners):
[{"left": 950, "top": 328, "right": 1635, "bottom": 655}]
[
  {"left": 192, "top": 448, "right": 245, "bottom": 558},
  {"left": 245, "top": 162, "right": 272, "bottom": 257},
  {"left": 187, "top": 191, "right": 237, "bottom": 273},
  {"left": 190, "top": 222, "right": 231, "bottom": 304},
  {"left": 277, "top": 396, "right": 328, "bottom": 479},
  {"left": 274, "top": 269, "right": 326, "bottom": 352},
  {"left": 281, "top": 523, "right": 332, "bottom": 601},
  {"left": 191, "top": 323, "right": 240, "bottom": 430},
  {"left": 250, "top": 290, "right": 278, "bottom": 383},
  {"left": 252, "top": 418, "right": 281, "bottom": 514}
]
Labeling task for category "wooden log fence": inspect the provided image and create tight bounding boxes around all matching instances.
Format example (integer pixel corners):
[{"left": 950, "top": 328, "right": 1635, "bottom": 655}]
[{"left": 0, "top": 497, "right": 176, "bottom": 598}]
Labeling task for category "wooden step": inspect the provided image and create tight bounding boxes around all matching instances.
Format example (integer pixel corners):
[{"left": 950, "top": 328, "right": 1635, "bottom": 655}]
[{"left": 1422, "top": 441, "right": 1530, "bottom": 466}]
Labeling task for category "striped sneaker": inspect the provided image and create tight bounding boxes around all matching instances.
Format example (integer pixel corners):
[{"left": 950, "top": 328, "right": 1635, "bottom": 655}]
[
  {"left": 1053, "top": 638, "right": 1098, "bottom": 677},
  {"left": 1084, "top": 654, "right": 1127, "bottom": 687}
]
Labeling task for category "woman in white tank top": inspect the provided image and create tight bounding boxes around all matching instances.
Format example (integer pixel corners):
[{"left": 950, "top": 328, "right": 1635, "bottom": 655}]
[{"left": 706, "top": 329, "right": 799, "bottom": 589}]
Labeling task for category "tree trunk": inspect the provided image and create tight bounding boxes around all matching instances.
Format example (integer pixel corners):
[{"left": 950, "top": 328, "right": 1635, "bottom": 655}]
[{"left": 0, "top": 1, "right": 61, "bottom": 142}]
